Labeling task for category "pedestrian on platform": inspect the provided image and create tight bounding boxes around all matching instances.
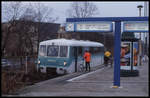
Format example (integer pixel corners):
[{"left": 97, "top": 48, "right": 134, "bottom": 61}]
[
  {"left": 104, "top": 50, "right": 112, "bottom": 67},
  {"left": 84, "top": 50, "right": 91, "bottom": 72}
]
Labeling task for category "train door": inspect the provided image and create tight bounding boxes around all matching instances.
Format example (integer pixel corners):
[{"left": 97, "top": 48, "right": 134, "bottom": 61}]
[{"left": 73, "top": 47, "right": 78, "bottom": 72}]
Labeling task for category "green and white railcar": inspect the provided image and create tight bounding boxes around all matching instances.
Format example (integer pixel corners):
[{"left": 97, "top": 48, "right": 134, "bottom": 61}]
[{"left": 37, "top": 39, "right": 104, "bottom": 74}]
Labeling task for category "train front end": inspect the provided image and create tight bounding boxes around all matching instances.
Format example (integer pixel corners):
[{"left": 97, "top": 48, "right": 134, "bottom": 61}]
[{"left": 37, "top": 43, "right": 70, "bottom": 74}]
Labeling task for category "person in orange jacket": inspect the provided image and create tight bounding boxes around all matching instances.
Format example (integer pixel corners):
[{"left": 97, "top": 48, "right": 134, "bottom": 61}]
[{"left": 84, "top": 50, "right": 91, "bottom": 72}]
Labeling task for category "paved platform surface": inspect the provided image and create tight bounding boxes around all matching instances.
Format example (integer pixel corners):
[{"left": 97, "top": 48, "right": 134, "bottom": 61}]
[{"left": 4, "top": 61, "right": 149, "bottom": 97}]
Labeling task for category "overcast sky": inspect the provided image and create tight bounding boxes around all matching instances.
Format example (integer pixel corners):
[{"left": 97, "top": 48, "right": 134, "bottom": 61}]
[
  {"left": 2, "top": 1, "right": 147, "bottom": 24},
  {"left": 1, "top": 1, "right": 149, "bottom": 41},
  {"left": 46, "top": 1, "right": 146, "bottom": 24}
]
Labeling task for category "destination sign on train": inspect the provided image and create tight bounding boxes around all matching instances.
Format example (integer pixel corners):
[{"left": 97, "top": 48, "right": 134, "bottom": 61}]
[
  {"left": 76, "top": 22, "right": 113, "bottom": 32},
  {"left": 123, "top": 21, "right": 148, "bottom": 32}
]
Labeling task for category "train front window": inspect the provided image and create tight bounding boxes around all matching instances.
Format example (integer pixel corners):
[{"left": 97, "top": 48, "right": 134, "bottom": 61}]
[
  {"left": 60, "top": 46, "right": 68, "bottom": 57},
  {"left": 47, "top": 45, "right": 59, "bottom": 57},
  {"left": 39, "top": 45, "right": 46, "bottom": 56}
]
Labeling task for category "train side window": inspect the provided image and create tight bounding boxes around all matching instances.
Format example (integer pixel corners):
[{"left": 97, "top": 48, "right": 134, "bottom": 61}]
[
  {"left": 90, "top": 47, "right": 94, "bottom": 54},
  {"left": 93, "top": 47, "right": 99, "bottom": 54},
  {"left": 39, "top": 45, "right": 46, "bottom": 56},
  {"left": 99, "top": 47, "right": 104, "bottom": 53},
  {"left": 78, "top": 47, "right": 82, "bottom": 56},
  {"left": 60, "top": 46, "right": 68, "bottom": 57},
  {"left": 72, "top": 47, "right": 77, "bottom": 57},
  {"left": 72, "top": 47, "right": 74, "bottom": 57}
]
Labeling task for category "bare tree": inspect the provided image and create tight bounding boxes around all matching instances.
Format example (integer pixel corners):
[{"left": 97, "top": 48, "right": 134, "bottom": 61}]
[
  {"left": 2, "top": 2, "right": 23, "bottom": 56},
  {"left": 18, "top": 4, "right": 38, "bottom": 56},
  {"left": 66, "top": 2, "right": 99, "bottom": 41},
  {"left": 2, "top": 2, "right": 23, "bottom": 22},
  {"left": 19, "top": 3, "right": 37, "bottom": 21},
  {"left": 31, "top": 2, "right": 59, "bottom": 54},
  {"left": 2, "top": 2, "right": 59, "bottom": 58},
  {"left": 67, "top": 2, "right": 98, "bottom": 18},
  {"left": 1, "top": 2, "right": 32, "bottom": 66}
]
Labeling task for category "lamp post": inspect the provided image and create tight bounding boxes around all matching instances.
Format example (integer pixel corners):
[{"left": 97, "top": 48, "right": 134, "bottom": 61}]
[
  {"left": 137, "top": 5, "right": 143, "bottom": 40},
  {"left": 137, "top": 5, "right": 143, "bottom": 17},
  {"left": 144, "top": 2, "right": 149, "bottom": 55},
  {"left": 137, "top": 5, "right": 143, "bottom": 66}
]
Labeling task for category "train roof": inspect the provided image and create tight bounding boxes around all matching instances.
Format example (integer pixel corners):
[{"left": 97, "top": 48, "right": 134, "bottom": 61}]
[{"left": 40, "top": 39, "right": 104, "bottom": 47}]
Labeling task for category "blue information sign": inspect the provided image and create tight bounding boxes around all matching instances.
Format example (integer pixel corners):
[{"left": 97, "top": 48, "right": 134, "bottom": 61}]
[{"left": 66, "top": 22, "right": 113, "bottom": 32}]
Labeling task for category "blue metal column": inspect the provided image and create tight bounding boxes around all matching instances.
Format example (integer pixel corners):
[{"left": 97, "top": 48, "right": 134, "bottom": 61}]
[{"left": 114, "top": 21, "right": 121, "bottom": 86}]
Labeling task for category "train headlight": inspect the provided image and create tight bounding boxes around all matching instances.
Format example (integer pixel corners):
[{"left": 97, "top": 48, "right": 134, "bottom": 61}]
[
  {"left": 38, "top": 60, "right": 40, "bottom": 64},
  {"left": 64, "top": 61, "right": 67, "bottom": 66}
]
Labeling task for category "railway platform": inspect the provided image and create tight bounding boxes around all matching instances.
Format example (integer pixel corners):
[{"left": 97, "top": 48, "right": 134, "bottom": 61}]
[{"left": 5, "top": 61, "right": 149, "bottom": 97}]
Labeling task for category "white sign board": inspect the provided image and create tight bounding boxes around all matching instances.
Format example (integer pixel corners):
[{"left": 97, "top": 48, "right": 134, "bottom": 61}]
[
  {"left": 123, "top": 21, "right": 148, "bottom": 32},
  {"left": 76, "top": 22, "right": 113, "bottom": 32},
  {"left": 65, "top": 22, "right": 113, "bottom": 32}
]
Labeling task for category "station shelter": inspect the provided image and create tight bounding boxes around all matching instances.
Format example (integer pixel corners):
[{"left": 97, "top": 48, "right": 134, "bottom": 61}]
[{"left": 65, "top": 17, "right": 149, "bottom": 87}]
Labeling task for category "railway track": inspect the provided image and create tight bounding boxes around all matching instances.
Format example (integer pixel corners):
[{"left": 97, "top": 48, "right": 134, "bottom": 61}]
[{"left": 2, "top": 63, "right": 106, "bottom": 95}]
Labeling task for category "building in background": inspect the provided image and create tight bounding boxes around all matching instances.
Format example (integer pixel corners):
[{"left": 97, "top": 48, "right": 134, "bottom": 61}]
[{"left": 2, "top": 20, "right": 60, "bottom": 57}]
